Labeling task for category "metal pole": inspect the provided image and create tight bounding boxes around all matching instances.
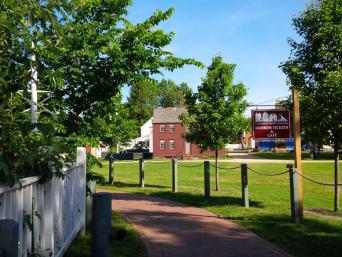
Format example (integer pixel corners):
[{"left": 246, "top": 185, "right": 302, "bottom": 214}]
[
  {"left": 172, "top": 158, "right": 178, "bottom": 192},
  {"left": 139, "top": 158, "right": 144, "bottom": 188},
  {"left": 0, "top": 220, "right": 19, "bottom": 257},
  {"left": 241, "top": 164, "right": 249, "bottom": 207},
  {"left": 292, "top": 89, "right": 303, "bottom": 222},
  {"left": 204, "top": 161, "right": 210, "bottom": 200},
  {"left": 92, "top": 193, "right": 112, "bottom": 257}
]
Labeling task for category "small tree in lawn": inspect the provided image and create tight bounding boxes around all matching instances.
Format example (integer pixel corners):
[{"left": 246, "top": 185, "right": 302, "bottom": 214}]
[{"left": 181, "top": 56, "right": 248, "bottom": 191}]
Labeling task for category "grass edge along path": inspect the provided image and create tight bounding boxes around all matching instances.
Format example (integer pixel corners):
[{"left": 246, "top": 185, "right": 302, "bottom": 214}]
[
  {"left": 65, "top": 211, "right": 148, "bottom": 257},
  {"left": 96, "top": 160, "right": 342, "bottom": 257}
]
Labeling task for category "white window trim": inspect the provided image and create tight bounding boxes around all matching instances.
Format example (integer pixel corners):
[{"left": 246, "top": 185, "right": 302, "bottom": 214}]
[
  {"left": 160, "top": 140, "right": 165, "bottom": 150},
  {"left": 160, "top": 124, "right": 165, "bottom": 132},
  {"left": 169, "top": 124, "right": 175, "bottom": 132},
  {"left": 169, "top": 140, "right": 175, "bottom": 150}
]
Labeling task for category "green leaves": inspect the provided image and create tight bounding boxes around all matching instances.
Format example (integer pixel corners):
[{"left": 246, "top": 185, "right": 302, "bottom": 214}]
[
  {"left": 1, "top": 0, "right": 203, "bottom": 185},
  {"left": 280, "top": 0, "right": 342, "bottom": 146},
  {"left": 181, "top": 55, "right": 248, "bottom": 152}
]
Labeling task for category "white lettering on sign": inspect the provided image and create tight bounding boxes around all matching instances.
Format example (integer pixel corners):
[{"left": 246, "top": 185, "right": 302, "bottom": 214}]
[
  {"left": 255, "top": 126, "right": 272, "bottom": 130},
  {"left": 267, "top": 130, "right": 277, "bottom": 138},
  {"left": 272, "top": 125, "right": 288, "bottom": 129}
]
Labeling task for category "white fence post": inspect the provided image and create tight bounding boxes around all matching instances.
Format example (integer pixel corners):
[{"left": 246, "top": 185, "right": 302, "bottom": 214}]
[
  {"left": 77, "top": 147, "right": 87, "bottom": 235},
  {"left": 43, "top": 181, "right": 54, "bottom": 257}
]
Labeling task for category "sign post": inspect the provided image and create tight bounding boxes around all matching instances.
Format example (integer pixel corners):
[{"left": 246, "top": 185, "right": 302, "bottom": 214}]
[
  {"left": 292, "top": 90, "right": 303, "bottom": 222},
  {"left": 252, "top": 106, "right": 303, "bottom": 223}
]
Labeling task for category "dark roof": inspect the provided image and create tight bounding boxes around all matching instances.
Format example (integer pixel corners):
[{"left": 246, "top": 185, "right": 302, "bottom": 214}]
[{"left": 152, "top": 107, "right": 186, "bottom": 123}]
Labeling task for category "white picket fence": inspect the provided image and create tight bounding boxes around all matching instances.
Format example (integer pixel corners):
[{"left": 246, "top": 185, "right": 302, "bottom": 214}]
[{"left": 0, "top": 147, "right": 86, "bottom": 257}]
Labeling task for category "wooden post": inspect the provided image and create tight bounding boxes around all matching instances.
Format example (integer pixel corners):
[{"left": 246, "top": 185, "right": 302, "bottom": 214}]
[
  {"left": 172, "top": 159, "right": 178, "bottom": 193},
  {"left": 0, "top": 220, "right": 19, "bottom": 257},
  {"left": 241, "top": 164, "right": 249, "bottom": 207},
  {"left": 92, "top": 193, "right": 111, "bottom": 257},
  {"left": 204, "top": 161, "right": 210, "bottom": 200},
  {"left": 108, "top": 155, "right": 114, "bottom": 185},
  {"left": 292, "top": 89, "right": 303, "bottom": 222},
  {"left": 334, "top": 143, "right": 340, "bottom": 211},
  {"left": 139, "top": 158, "right": 144, "bottom": 188},
  {"left": 288, "top": 164, "right": 300, "bottom": 223}
]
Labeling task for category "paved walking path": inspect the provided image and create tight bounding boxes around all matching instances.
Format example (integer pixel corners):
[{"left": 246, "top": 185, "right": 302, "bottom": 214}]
[{"left": 108, "top": 191, "right": 293, "bottom": 257}]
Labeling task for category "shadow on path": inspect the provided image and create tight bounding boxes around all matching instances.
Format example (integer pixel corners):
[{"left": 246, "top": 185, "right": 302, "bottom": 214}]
[{"left": 148, "top": 191, "right": 264, "bottom": 208}]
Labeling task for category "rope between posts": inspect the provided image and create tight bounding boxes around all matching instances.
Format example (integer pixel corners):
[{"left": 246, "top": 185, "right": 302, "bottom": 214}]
[
  {"left": 178, "top": 162, "right": 204, "bottom": 168},
  {"left": 247, "top": 167, "right": 289, "bottom": 176},
  {"left": 295, "top": 171, "right": 342, "bottom": 186},
  {"left": 209, "top": 163, "right": 241, "bottom": 171}
]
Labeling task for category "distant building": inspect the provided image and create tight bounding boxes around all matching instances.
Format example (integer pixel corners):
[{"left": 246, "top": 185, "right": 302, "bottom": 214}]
[
  {"left": 126, "top": 118, "right": 153, "bottom": 150},
  {"left": 152, "top": 107, "right": 225, "bottom": 158},
  {"left": 85, "top": 144, "right": 108, "bottom": 158}
]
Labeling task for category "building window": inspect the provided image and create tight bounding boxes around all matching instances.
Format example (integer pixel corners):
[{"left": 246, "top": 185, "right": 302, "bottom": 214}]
[
  {"left": 169, "top": 140, "right": 175, "bottom": 150},
  {"left": 160, "top": 140, "right": 165, "bottom": 150},
  {"left": 160, "top": 124, "right": 165, "bottom": 132},
  {"left": 169, "top": 124, "right": 175, "bottom": 132}
]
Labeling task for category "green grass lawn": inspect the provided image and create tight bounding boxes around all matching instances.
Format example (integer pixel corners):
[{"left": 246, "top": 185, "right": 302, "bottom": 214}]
[
  {"left": 65, "top": 212, "right": 147, "bottom": 257},
  {"left": 251, "top": 150, "right": 335, "bottom": 160},
  {"left": 96, "top": 160, "right": 342, "bottom": 257}
]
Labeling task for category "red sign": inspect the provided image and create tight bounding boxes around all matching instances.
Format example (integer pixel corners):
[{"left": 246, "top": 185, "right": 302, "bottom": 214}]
[{"left": 252, "top": 110, "right": 291, "bottom": 139}]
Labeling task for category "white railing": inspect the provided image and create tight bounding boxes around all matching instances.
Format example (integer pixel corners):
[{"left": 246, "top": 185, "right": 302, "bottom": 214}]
[{"left": 0, "top": 147, "right": 86, "bottom": 257}]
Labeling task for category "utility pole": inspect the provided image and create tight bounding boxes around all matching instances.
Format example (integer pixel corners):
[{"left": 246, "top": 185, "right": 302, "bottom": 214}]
[{"left": 292, "top": 89, "right": 303, "bottom": 222}]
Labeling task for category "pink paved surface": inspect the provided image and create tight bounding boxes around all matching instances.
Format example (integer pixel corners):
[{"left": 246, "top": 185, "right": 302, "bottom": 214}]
[{"left": 108, "top": 192, "right": 293, "bottom": 257}]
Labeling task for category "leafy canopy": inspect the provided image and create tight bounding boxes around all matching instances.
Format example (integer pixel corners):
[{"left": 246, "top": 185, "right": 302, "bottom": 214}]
[
  {"left": 280, "top": 0, "right": 342, "bottom": 210},
  {"left": 157, "top": 79, "right": 189, "bottom": 108},
  {"left": 49, "top": 0, "right": 203, "bottom": 137},
  {"left": 127, "top": 79, "right": 159, "bottom": 126},
  {"left": 0, "top": 1, "right": 73, "bottom": 185},
  {"left": 0, "top": 0, "right": 202, "bottom": 185},
  {"left": 280, "top": 0, "right": 342, "bottom": 148},
  {"left": 181, "top": 55, "right": 248, "bottom": 152},
  {"left": 127, "top": 78, "right": 190, "bottom": 126}
]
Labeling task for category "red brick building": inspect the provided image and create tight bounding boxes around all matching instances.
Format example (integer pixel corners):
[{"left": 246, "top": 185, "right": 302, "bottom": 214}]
[{"left": 152, "top": 107, "right": 226, "bottom": 158}]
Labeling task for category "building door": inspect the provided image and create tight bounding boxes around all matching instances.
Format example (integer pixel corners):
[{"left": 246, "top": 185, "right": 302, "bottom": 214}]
[{"left": 185, "top": 142, "right": 191, "bottom": 154}]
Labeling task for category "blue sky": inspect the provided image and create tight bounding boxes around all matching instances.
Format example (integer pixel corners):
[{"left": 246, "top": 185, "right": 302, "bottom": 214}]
[{"left": 125, "top": 0, "right": 308, "bottom": 111}]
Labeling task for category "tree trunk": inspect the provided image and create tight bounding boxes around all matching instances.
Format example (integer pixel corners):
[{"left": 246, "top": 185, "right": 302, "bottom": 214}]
[
  {"left": 317, "top": 144, "right": 321, "bottom": 155},
  {"left": 334, "top": 142, "right": 340, "bottom": 211},
  {"left": 215, "top": 149, "right": 219, "bottom": 191}
]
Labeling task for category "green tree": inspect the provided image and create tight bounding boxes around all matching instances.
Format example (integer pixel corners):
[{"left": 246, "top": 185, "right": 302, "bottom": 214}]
[
  {"left": 48, "top": 1, "right": 202, "bottom": 139},
  {"left": 127, "top": 79, "right": 159, "bottom": 126},
  {"left": 1, "top": 0, "right": 202, "bottom": 185},
  {"left": 280, "top": 0, "right": 342, "bottom": 210},
  {"left": 0, "top": 1, "right": 73, "bottom": 185},
  {"left": 84, "top": 93, "right": 137, "bottom": 149},
  {"left": 278, "top": 95, "right": 328, "bottom": 158},
  {"left": 181, "top": 56, "right": 248, "bottom": 191},
  {"left": 127, "top": 79, "right": 190, "bottom": 127},
  {"left": 158, "top": 79, "right": 189, "bottom": 107}
]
